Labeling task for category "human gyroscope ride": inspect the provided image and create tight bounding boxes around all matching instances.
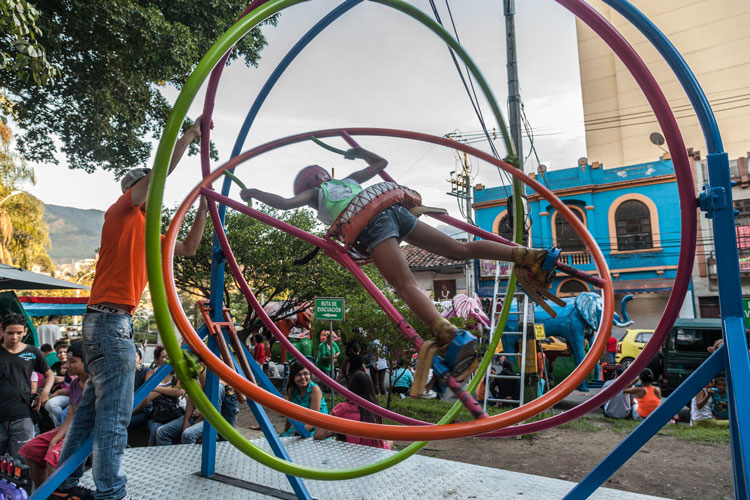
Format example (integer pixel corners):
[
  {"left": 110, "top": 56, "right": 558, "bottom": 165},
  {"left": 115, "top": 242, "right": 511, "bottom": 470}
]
[{"left": 134, "top": 0, "right": 748, "bottom": 498}]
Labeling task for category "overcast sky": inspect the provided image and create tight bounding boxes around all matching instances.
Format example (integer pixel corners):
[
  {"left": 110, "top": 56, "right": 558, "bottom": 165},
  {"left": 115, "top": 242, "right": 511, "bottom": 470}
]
[{"left": 27, "top": 0, "right": 586, "bottom": 216}]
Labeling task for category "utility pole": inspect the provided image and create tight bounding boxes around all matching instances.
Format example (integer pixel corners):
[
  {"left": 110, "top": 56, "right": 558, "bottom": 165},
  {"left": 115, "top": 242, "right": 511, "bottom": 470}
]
[
  {"left": 504, "top": 0, "right": 524, "bottom": 166},
  {"left": 448, "top": 150, "right": 475, "bottom": 295}
]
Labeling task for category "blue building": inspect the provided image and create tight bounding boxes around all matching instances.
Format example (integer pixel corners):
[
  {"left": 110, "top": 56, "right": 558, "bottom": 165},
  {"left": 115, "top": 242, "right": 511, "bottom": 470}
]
[{"left": 472, "top": 157, "right": 692, "bottom": 329}]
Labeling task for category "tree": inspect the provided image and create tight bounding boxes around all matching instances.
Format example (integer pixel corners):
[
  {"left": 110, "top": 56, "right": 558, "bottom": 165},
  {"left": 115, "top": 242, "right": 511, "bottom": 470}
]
[
  {"left": 0, "top": 0, "right": 59, "bottom": 93},
  {"left": 168, "top": 203, "right": 387, "bottom": 336},
  {"left": 1, "top": 1, "right": 276, "bottom": 175},
  {"left": 0, "top": 107, "right": 52, "bottom": 270}
]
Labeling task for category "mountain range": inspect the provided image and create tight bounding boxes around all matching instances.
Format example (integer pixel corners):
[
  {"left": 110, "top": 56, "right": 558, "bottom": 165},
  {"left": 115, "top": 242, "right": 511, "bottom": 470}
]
[{"left": 43, "top": 204, "right": 104, "bottom": 264}]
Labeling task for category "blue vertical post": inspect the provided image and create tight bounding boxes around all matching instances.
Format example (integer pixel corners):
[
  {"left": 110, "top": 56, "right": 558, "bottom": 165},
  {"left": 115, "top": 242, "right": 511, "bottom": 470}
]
[
  {"left": 703, "top": 152, "right": 750, "bottom": 498},
  {"left": 200, "top": 334, "right": 221, "bottom": 477}
]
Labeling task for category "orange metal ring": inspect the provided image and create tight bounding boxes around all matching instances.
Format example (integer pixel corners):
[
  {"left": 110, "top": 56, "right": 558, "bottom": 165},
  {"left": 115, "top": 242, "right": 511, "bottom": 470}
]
[{"left": 162, "top": 127, "right": 614, "bottom": 441}]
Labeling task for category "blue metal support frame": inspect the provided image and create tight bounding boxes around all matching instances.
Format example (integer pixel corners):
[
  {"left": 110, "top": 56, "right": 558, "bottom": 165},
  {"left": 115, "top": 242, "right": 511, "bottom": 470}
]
[
  {"left": 200, "top": 335, "right": 221, "bottom": 477},
  {"left": 31, "top": 361, "right": 175, "bottom": 499},
  {"left": 232, "top": 334, "right": 311, "bottom": 438},
  {"left": 587, "top": 2, "right": 750, "bottom": 498},
  {"left": 565, "top": 346, "right": 727, "bottom": 499},
  {"left": 222, "top": 332, "right": 313, "bottom": 500}
]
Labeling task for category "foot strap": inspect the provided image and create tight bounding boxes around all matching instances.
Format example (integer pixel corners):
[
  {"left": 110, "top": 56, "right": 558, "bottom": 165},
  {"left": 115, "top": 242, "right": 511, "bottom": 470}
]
[
  {"left": 411, "top": 340, "right": 440, "bottom": 397},
  {"left": 514, "top": 266, "right": 566, "bottom": 316}
]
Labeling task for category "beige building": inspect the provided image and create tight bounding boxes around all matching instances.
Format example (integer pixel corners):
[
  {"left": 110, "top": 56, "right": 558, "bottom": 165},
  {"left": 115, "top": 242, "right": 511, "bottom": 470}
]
[{"left": 576, "top": 0, "right": 750, "bottom": 167}]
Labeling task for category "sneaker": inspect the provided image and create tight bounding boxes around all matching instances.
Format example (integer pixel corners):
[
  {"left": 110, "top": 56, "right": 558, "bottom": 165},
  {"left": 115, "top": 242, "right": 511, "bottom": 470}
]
[
  {"left": 399, "top": 393, "right": 406, "bottom": 399},
  {"left": 52, "top": 485, "right": 95, "bottom": 500},
  {"left": 420, "top": 390, "right": 438, "bottom": 399}
]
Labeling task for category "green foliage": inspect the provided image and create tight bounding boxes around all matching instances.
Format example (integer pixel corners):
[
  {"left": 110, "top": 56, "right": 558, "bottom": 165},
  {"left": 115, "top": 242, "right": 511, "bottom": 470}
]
[
  {"left": 0, "top": 113, "right": 52, "bottom": 269},
  {"left": 1, "top": 0, "right": 276, "bottom": 174},
  {"left": 0, "top": 0, "right": 59, "bottom": 90},
  {"left": 167, "top": 203, "right": 384, "bottom": 333},
  {"left": 5, "top": 190, "right": 52, "bottom": 269}
]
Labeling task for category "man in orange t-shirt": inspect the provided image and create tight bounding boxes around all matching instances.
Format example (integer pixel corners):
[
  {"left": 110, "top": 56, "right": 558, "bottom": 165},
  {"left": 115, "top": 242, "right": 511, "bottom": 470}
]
[{"left": 54, "top": 118, "right": 208, "bottom": 500}]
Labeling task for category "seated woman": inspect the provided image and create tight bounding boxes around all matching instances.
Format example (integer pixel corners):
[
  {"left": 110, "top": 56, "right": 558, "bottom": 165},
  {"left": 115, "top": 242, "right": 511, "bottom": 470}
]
[
  {"left": 44, "top": 341, "right": 72, "bottom": 428},
  {"left": 314, "top": 371, "right": 393, "bottom": 449},
  {"left": 19, "top": 341, "right": 87, "bottom": 489},
  {"left": 281, "top": 362, "right": 328, "bottom": 436},
  {"left": 624, "top": 368, "right": 661, "bottom": 421}
]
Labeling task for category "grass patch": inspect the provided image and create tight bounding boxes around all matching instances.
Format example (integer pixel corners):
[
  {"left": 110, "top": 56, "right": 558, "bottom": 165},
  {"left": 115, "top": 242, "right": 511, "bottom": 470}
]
[
  {"left": 658, "top": 424, "right": 730, "bottom": 444},
  {"left": 322, "top": 393, "right": 730, "bottom": 445},
  {"left": 558, "top": 418, "right": 605, "bottom": 432}
]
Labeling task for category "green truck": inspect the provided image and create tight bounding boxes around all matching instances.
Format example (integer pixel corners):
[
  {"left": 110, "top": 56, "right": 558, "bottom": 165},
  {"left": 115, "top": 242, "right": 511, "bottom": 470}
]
[{"left": 661, "top": 318, "right": 725, "bottom": 396}]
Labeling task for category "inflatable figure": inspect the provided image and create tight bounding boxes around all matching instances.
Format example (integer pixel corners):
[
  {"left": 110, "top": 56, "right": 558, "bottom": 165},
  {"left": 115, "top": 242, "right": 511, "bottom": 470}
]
[{"left": 502, "top": 292, "right": 633, "bottom": 391}]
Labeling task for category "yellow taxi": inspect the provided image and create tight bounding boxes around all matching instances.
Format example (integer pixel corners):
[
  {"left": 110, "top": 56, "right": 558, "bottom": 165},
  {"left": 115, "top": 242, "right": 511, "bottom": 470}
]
[{"left": 616, "top": 329, "right": 655, "bottom": 365}]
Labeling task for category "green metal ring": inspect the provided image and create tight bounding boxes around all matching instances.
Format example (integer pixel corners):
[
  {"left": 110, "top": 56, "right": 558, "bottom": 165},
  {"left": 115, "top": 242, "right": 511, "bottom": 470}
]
[{"left": 146, "top": 0, "right": 522, "bottom": 480}]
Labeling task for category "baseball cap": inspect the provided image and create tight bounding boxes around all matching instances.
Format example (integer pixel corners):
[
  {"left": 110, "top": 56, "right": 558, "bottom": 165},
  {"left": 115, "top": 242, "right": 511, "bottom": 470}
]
[
  {"left": 67, "top": 340, "right": 83, "bottom": 359},
  {"left": 120, "top": 167, "right": 151, "bottom": 193}
]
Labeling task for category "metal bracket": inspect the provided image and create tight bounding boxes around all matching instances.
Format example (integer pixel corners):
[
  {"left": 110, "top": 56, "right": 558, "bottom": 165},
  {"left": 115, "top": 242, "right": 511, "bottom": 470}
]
[{"left": 698, "top": 184, "right": 728, "bottom": 219}]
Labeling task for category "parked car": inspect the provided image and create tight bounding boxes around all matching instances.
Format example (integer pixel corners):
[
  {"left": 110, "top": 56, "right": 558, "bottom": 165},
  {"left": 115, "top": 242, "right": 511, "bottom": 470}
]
[
  {"left": 661, "top": 318, "right": 725, "bottom": 396},
  {"left": 616, "top": 329, "right": 654, "bottom": 365}
]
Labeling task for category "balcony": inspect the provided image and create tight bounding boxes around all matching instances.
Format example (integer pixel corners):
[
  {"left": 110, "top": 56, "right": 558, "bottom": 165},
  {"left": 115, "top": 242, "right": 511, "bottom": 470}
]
[{"left": 559, "top": 252, "right": 591, "bottom": 266}]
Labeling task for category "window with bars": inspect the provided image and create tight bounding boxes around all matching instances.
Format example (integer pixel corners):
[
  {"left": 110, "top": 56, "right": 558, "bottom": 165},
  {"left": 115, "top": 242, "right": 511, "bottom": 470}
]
[
  {"left": 615, "top": 200, "right": 653, "bottom": 250},
  {"left": 559, "top": 279, "right": 588, "bottom": 296},
  {"left": 555, "top": 208, "right": 586, "bottom": 252}
]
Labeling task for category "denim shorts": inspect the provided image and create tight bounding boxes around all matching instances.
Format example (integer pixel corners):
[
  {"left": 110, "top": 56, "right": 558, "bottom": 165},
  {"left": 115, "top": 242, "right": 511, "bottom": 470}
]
[{"left": 356, "top": 204, "right": 418, "bottom": 254}]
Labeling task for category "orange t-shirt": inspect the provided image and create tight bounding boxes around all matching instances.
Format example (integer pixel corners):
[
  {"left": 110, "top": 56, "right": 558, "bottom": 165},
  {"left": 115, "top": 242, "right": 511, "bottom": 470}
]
[
  {"left": 88, "top": 191, "right": 148, "bottom": 312},
  {"left": 637, "top": 385, "right": 660, "bottom": 418}
]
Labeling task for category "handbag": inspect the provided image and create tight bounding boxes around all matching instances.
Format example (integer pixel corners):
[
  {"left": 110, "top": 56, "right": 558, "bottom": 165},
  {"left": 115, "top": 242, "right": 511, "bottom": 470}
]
[{"left": 150, "top": 395, "right": 183, "bottom": 423}]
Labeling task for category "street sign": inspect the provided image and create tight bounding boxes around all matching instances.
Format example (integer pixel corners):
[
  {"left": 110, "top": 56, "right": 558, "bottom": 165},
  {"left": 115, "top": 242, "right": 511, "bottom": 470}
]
[
  {"left": 743, "top": 298, "right": 750, "bottom": 328},
  {"left": 315, "top": 297, "right": 345, "bottom": 322},
  {"left": 534, "top": 323, "right": 546, "bottom": 340}
]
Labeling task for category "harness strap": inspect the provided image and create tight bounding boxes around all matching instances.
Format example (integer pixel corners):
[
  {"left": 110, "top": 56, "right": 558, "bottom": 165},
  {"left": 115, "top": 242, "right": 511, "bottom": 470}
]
[{"left": 327, "top": 181, "right": 422, "bottom": 249}]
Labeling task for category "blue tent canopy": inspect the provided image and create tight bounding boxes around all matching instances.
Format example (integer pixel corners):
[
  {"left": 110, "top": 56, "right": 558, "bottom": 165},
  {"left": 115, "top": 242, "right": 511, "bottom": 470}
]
[{"left": 22, "top": 302, "right": 88, "bottom": 317}]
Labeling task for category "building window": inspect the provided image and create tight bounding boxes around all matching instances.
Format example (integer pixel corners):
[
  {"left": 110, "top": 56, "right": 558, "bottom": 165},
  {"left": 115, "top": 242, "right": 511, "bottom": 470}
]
[
  {"left": 558, "top": 279, "right": 588, "bottom": 297},
  {"left": 699, "top": 296, "right": 720, "bottom": 319},
  {"left": 734, "top": 199, "right": 750, "bottom": 259},
  {"left": 554, "top": 207, "right": 586, "bottom": 252},
  {"left": 496, "top": 214, "right": 514, "bottom": 242},
  {"left": 434, "top": 280, "right": 456, "bottom": 301},
  {"left": 615, "top": 200, "right": 653, "bottom": 250}
]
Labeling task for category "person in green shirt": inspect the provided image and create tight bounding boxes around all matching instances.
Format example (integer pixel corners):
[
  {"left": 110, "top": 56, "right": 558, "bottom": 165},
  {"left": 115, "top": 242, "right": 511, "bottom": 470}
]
[{"left": 316, "top": 331, "right": 340, "bottom": 377}]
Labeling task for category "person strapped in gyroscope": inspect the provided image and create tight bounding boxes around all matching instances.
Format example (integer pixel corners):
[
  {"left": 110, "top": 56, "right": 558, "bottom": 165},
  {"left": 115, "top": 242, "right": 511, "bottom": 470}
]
[{"left": 240, "top": 143, "right": 564, "bottom": 401}]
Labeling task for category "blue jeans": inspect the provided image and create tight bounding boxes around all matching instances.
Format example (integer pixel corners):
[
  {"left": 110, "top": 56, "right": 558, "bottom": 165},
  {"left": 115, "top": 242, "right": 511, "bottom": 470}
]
[
  {"left": 45, "top": 394, "right": 69, "bottom": 427},
  {"left": 157, "top": 384, "right": 238, "bottom": 445},
  {"left": 220, "top": 390, "right": 239, "bottom": 429},
  {"left": 356, "top": 205, "right": 418, "bottom": 254},
  {"left": 58, "top": 312, "right": 136, "bottom": 500}
]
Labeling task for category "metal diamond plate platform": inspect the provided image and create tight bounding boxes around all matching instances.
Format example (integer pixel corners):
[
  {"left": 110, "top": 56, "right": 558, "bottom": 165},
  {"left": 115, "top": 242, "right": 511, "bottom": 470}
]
[{"left": 80, "top": 439, "right": 672, "bottom": 500}]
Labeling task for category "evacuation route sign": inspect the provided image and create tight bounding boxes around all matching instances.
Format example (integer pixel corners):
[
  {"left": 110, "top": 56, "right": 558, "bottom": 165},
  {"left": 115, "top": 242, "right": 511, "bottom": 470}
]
[{"left": 315, "top": 297, "right": 345, "bottom": 322}]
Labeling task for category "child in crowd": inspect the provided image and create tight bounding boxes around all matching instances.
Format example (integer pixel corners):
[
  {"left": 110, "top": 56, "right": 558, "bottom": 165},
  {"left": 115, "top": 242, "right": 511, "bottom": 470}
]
[
  {"left": 314, "top": 371, "right": 393, "bottom": 449},
  {"left": 691, "top": 380, "right": 730, "bottom": 427},
  {"left": 711, "top": 376, "right": 728, "bottom": 419},
  {"left": 240, "top": 147, "right": 558, "bottom": 395},
  {"left": 44, "top": 341, "right": 72, "bottom": 428},
  {"left": 282, "top": 362, "right": 328, "bottom": 436},
  {"left": 19, "top": 341, "right": 87, "bottom": 489},
  {"left": 344, "top": 342, "right": 367, "bottom": 382},
  {"left": 252, "top": 333, "right": 267, "bottom": 366},
  {"left": 625, "top": 368, "right": 661, "bottom": 421},
  {"left": 390, "top": 360, "right": 414, "bottom": 399}
]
